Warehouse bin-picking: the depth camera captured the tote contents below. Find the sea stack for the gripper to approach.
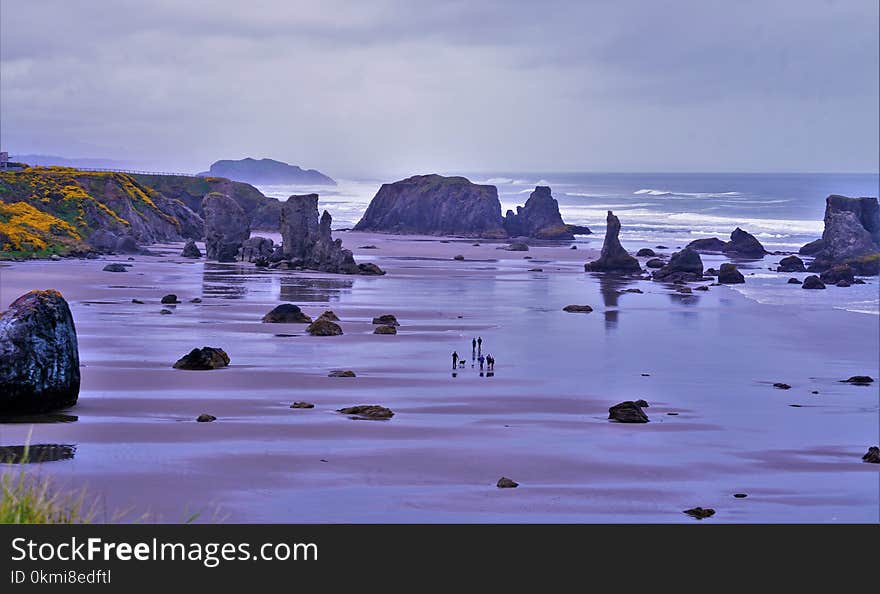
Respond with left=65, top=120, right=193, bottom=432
left=585, top=211, right=641, bottom=273
left=503, top=186, right=574, bottom=240
left=0, top=290, right=80, bottom=413
left=202, top=192, right=250, bottom=262
left=280, top=194, right=380, bottom=274
left=652, top=248, right=704, bottom=283
left=354, top=174, right=507, bottom=238
left=801, top=195, right=880, bottom=275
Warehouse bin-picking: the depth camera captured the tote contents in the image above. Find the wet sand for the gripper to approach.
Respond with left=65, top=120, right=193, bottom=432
left=0, top=231, right=878, bottom=523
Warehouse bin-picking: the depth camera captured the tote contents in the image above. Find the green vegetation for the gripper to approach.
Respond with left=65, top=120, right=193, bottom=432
left=0, top=470, right=94, bottom=524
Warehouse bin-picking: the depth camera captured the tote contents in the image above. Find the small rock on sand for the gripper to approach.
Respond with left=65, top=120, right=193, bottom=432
left=290, top=402, right=315, bottom=409
left=787, top=278, right=802, bottom=284
left=773, top=383, right=791, bottom=389
left=563, top=305, right=593, bottom=313
left=337, top=405, right=394, bottom=420
left=132, top=299, right=144, bottom=304
left=683, top=507, right=715, bottom=520
left=504, top=242, right=530, bottom=251
left=453, top=255, right=465, bottom=260
left=160, top=294, right=179, bottom=304
left=307, top=319, right=343, bottom=336
left=159, top=309, right=173, bottom=315
left=102, top=263, right=127, bottom=272
left=608, top=401, right=649, bottom=423
left=733, top=493, right=748, bottom=498
left=529, top=268, right=543, bottom=272
left=374, top=325, right=397, bottom=335
left=173, top=347, right=230, bottom=370
left=190, top=298, right=202, bottom=303
left=841, top=375, right=874, bottom=385
left=862, top=446, right=880, bottom=463
left=196, top=414, right=216, bottom=423
left=358, top=245, right=378, bottom=249
left=328, top=370, right=356, bottom=377
left=802, top=275, right=826, bottom=290
left=496, top=477, right=518, bottom=489
left=262, top=304, right=312, bottom=324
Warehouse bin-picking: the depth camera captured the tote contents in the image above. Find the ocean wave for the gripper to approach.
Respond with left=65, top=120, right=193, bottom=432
left=634, top=188, right=743, bottom=198
left=484, top=177, right=514, bottom=184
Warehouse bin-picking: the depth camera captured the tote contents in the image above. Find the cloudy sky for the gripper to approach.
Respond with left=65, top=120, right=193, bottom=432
left=1, top=0, right=877, bottom=176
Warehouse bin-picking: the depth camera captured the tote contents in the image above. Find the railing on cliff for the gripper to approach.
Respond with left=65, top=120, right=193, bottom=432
left=72, top=167, right=204, bottom=177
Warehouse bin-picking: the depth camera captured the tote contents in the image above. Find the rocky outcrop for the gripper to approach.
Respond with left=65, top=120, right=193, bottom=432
left=863, top=446, right=880, bottom=464
left=717, top=263, right=745, bottom=284
left=652, top=248, right=703, bottom=283
left=777, top=255, right=805, bottom=272
left=240, top=236, right=274, bottom=263
left=585, top=211, right=641, bottom=273
left=0, top=290, right=80, bottom=413
left=503, top=186, right=573, bottom=240
left=279, top=194, right=377, bottom=274
left=723, top=228, right=767, bottom=258
left=102, top=263, right=128, bottom=272
left=685, top=237, right=727, bottom=252
left=202, top=192, right=250, bottom=262
left=173, top=347, right=230, bottom=370
left=181, top=239, right=202, bottom=258
left=355, top=174, right=507, bottom=238
left=819, top=265, right=855, bottom=285
left=803, top=196, right=880, bottom=274
left=337, top=405, right=394, bottom=420
left=198, top=158, right=336, bottom=186
left=802, top=275, right=826, bottom=289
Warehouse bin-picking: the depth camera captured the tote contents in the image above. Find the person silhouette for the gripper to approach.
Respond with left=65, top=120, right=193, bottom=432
left=472, top=337, right=477, bottom=358
left=477, top=336, right=482, bottom=357
left=452, top=351, right=459, bottom=370
left=478, top=354, right=485, bottom=370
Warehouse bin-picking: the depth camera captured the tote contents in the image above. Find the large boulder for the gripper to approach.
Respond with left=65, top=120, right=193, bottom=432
left=608, top=401, right=649, bottom=423
left=503, top=186, right=573, bottom=240
left=307, top=319, right=343, bottom=336
left=722, top=228, right=767, bottom=258
left=280, top=194, right=371, bottom=274
left=685, top=237, right=727, bottom=253
left=802, top=275, right=826, bottom=290
left=585, top=211, right=641, bottom=273
left=0, top=290, right=80, bottom=413
left=802, top=195, right=880, bottom=274
left=240, top=236, right=274, bottom=263
left=172, top=347, right=230, bottom=370
left=262, top=304, right=312, bottom=324
left=819, top=264, right=855, bottom=285
left=354, top=174, right=507, bottom=238
left=652, top=248, right=703, bottom=283
left=717, top=263, right=745, bottom=284
left=202, top=192, right=250, bottom=262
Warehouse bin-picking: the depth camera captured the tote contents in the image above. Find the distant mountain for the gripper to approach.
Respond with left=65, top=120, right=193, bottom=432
left=10, top=154, right=135, bottom=169
left=199, top=158, right=336, bottom=186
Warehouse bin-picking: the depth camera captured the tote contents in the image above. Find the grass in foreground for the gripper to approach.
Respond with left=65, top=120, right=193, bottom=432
left=0, top=470, right=94, bottom=524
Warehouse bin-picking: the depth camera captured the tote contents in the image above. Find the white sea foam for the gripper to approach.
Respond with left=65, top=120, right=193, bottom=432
left=634, top=188, right=743, bottom=198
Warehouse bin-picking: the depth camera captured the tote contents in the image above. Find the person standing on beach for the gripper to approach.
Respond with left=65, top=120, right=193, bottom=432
left=487, top=355, right=494, bottom=370
left=478, top=354, right=485, bottom=370
left=472, top=338, right=477, bottom=358
left=477, top=336, right=482, bottom=357
left=452, top=351, right=459, bottom=369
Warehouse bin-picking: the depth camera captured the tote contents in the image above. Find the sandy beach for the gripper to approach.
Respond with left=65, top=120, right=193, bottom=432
left=0, top=232, right=877, bottom=523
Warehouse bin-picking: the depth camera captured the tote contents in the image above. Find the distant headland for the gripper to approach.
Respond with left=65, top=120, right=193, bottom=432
left=198, top=158, right=336, bottom=186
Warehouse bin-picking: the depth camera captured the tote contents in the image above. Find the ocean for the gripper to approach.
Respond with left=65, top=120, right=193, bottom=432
left=255, top=172, right=880, bottom=315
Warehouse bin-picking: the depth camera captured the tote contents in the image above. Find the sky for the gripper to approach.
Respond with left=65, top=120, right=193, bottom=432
left=1, top=0, right=878, bottom=177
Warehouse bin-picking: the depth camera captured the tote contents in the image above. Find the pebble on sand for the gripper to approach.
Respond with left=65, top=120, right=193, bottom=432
left=563, top=305, right=593, bottom=313
left=328, top=370, right=356, bottom=377
left=683, top=507, right=715, bottom=520
left=196, top=414, right=216, bottom=423
left=496, top=477, right=519, bottom=489
left=862, top=446, right=880, bottom=464
left=290, top=402, right=315, bottom=409
left=773, top=383, right=791, bottom=390
left=337, top=405, right=394, bottom=420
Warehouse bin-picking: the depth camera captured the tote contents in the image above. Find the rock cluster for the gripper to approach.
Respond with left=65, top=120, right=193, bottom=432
left=503, top=186, right=573, bottom=239
left=686, top=228, right=766, bottom=258
left=652, top=248, right=703, bottom=283
left=801, top=195, right=880, bottom=275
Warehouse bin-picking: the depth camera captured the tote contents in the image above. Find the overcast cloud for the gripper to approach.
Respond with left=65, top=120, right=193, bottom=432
left=1, top=0, right=877, bottom=176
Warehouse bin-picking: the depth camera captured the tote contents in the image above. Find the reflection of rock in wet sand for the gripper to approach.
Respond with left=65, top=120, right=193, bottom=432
left=597, top=274, right=634, bottom=330
left=0, top=413, right=78, bottom=424
left=279, top=277, right=353, bottom=303
left=201, top=262, right=270, bottom=299
left=0, top=444, right=76, bottom=464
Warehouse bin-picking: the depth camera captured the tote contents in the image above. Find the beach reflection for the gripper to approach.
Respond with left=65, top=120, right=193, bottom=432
left=0, top=444, right=77, bottom=464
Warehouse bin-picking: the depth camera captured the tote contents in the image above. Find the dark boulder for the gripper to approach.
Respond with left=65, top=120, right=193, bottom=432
left=563, top=305, right=593, bottom=313
left=566, top=225, right=592, bottom=235
left=685, top=237, right=727, bottom=253
left=819, top=265, right=854, bottom=285
left=773, top=383, right=791, bottom=390
left=372, top=314, right=399, bottom=326
left=337, top=405, right=394, bottom=420
left=787, top=277, right=802, bottom=284
left=374, top=325, right=397, bottom=335
left=358, top=263, right=385, bottom=275
left=683, top=507, right=715, bottom=520
left=608, top=401, right=649, bottom=423
left=802, top=195, right=880, bottom=273
left=496, top=477, right=519, bottom=489
left=181, top=239, right=202, bottom=258
left=802, top=275, right=826, bottom=290
left=777, top=255, right=805, bottom=272
left=502, top=186, right=573, bottom=239
left=645, top=258, right=665, bottom=269
left=262, top=304, right=312, bottom=324
left=172, top=347, right=230, bottom=370
left=0, top=290, right=80, bottom=413
left=504, top=242, right=530, bottom=251
left=652, top=248, right=703, bottom=283
left=290, top=402, right=315, bottom=409
left=722, top=228, right=767, bottom=258
left=717, top=263, right=745, bottom=284
left=102, top=263, right=128, bottom=272
left=307, top=319, right=343, bottom=336
left=317, top=310, right=339, bottom=322
left=862, top=446, right=880, bottom=464
left=636, top=248, right=656, bottom=257
left=328, top=370, right=356, bottom=377
left=841, top=376, right=874, bottom=385
left=203, top=192, right=250, bottom=262
left=160, top=294, right=180, bottom=304
left=585, top=211, right=641, bottom=273
left=354, top=174, right=507, bottom=238
left=196, top=413, right=217, bottom=423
